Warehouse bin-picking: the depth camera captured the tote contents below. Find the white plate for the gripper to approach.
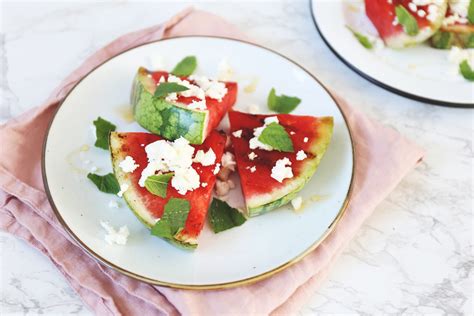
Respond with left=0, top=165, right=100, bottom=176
left=43, top=36, right=354, bottom=289
left=311, top=0, right=474, bottom=107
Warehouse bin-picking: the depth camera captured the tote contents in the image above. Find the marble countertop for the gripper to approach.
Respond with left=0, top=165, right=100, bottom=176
left=1, top=0, right=472, bottom=315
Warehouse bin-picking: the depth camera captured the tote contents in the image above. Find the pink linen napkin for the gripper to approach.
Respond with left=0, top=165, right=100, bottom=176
left=0, top=8, right=424, bottom=316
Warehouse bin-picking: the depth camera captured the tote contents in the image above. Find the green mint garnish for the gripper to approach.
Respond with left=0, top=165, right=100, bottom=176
left=151, top=198, right=190, bottom=240
left=171, top=56, right=197, bottom=77
left=208, top=199, right=246, bottom=233
left=154, top=82, right=189, bottom=98
left=267, top=88, right=301, bottom=114
left=346, top=26, right=373, bottom=49
left=468, top=0, right=474, bottom=24
left=258, top=122, right=294, bottom=152
left=459, top=60, right=474, bottom=81
left=431, top=31, right=453, bottom=49
left=93, top=117, right=116, bottom=150
left=87, top=173, right=120, bottom=194
left=395, top=5, right=419, bottom=36
left=144, top=173, right=174, bottom=198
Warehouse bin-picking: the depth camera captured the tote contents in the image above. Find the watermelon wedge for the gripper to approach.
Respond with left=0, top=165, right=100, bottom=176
left=132, top=67, right=237, bottom=145
left=229, top=111, right=334, bottom=217
left=109, top=130, right=226, bottom=248
left=365, top=0, right=448, bottom=48
left=431, top=4, right=474, bottom=49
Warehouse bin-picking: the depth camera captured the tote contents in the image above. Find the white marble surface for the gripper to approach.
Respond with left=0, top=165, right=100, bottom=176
left=0, top=0, right=472, bottom=315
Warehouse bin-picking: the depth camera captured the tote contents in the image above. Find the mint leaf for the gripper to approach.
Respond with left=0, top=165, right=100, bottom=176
left=267, top=88, right=301, bottom=114
left=154, top=82, right=189, bottom=98
left=171, top=56, right=197, bottom=77
left=395, top=5, right=419, bottom=36
left=87, top=173, right=120, bottom=194
left=151, top=198, right=190, bottom=240
left=93, top=117, right=116, bottom=150
left=208, top=199, right=246, bottom=233
left=431, top=31, right=453, bottom=49
left=468, top=0, right=474, bottom=24
left=144, top=173, right=174, bottom=198
left=346, top=26, right=373, bottom=49
left=459, top=60, right=474, bottom=81
left=258, top=122, right=294, bottom=152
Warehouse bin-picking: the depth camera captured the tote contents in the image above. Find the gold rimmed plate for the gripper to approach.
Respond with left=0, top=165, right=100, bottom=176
left=42, top=36, right=354, bottom=289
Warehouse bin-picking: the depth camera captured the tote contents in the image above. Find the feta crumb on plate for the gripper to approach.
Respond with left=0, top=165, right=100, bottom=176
left=291, top=196, right=303, bottom=211
left=108, top=200, right=119, bottom=208
left=100, top=221, right=129, bottom=245
left=117, top=183, right=129, bottom=197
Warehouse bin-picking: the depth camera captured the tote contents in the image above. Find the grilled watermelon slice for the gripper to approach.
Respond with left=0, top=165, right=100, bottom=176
left=431, top=8, right=474, bottom=49
left=132, top=67, right=237, bottom=145
left=365, top=0, right=447, bottom=48
left=110, top=130, right=226, bottom=248
left=229, top=111, right=333, bottom=217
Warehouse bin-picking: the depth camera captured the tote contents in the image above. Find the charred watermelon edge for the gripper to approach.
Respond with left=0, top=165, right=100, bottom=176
left=131, top=67, right=208, bottom=145
left=109, top=132, right=197, bottom=250
left=246, top=117, right=334, bottom=217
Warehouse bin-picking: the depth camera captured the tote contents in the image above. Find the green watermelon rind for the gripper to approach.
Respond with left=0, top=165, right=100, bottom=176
left=385, top=2, right=448, bottom=48
left=430, top=24, right=474, bottom=49
left=131, top=67, right=209, bottom=145
left=246, top=117, right=334, bottom=217
left=109, top=132, right=197, bottom=250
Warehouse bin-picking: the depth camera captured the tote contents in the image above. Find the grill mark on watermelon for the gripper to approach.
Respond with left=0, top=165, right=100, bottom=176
left=114, top=131, right=226, bottom=238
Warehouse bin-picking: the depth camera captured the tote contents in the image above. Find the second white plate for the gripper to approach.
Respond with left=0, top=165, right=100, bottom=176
left=311, top=0, right=474, bottom=107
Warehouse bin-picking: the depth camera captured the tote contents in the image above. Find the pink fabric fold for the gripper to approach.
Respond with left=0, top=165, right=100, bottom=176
left=0, top=8, right=424, bottom=316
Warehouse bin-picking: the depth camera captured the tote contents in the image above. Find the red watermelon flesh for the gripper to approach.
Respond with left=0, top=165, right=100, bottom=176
left=365, top=0, right=447, bottom=48
left=148, top=70, right=238, bottom=139
left=229, top=111, right=334, bottom=217
left=110, top=130, right=226, bottom=248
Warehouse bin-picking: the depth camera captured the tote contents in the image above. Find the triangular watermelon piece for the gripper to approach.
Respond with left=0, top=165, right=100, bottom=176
left=132, top=68, right=238, bottom=144
left=365, top=0, right=447, bottom=48
left=109, top=130, right=226, bottom=248
left=229, top=111, right=333, bottom=217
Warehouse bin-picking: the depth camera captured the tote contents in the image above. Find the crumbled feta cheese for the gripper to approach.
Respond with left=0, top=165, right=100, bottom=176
left=193, top=148, right=216, bottom=166
left=141, top=144, right=145, bottom=147
left=100, top=221, right=129, bottom=245
left=119, top=156, right=139, bottom=173
left=408, top=2, right=418, bottom=12
left=221, top=152, right=236, bottom=171
left=271, top=158, right=293, bottom=183
left=247, top=104, right=260, bottom=114
left=303, top=137, right=309, bottom=143
left=232, top=130, right=242, bottom=138
left=217, top=59, right=234, bottom=81
left=108, top=200, right=119, bottom=208
left=189, top=75, right=228, bottom=101
left=248, top=152, right=258, bottom=160
left=215, top=179, right=231, bottom=196
left=249, top=116, right=280, bottom=151
left=117, top=183, right=129, bottom=197
left=417, top=9, right=426, bottom=17
left=426, top=4, right=439, bottom=22
left=296, top=150, right=307, bottom=161
left=392, top=17, right=399, bottom=26
left=188, top=99, right=207, bottom=111
left=158, top=76, right=166, bottom=83
left=165, top=92, right=178, bottom=102
left=290, top=131, right=296, bottom=135
left=202, top=182, right=208, bottom=188
left=250, top=166, right=256, bottom=173
left=291, top=196, right=303, bottom=211
left=139, top=137, right=201, bottom=195
left=171, top=167, right=200, bottom=195
left=448, top=46, right=474, bottom=66
left=449, top=0, right=469, bottom=18
left=213, top=163, right=221, bottom=175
